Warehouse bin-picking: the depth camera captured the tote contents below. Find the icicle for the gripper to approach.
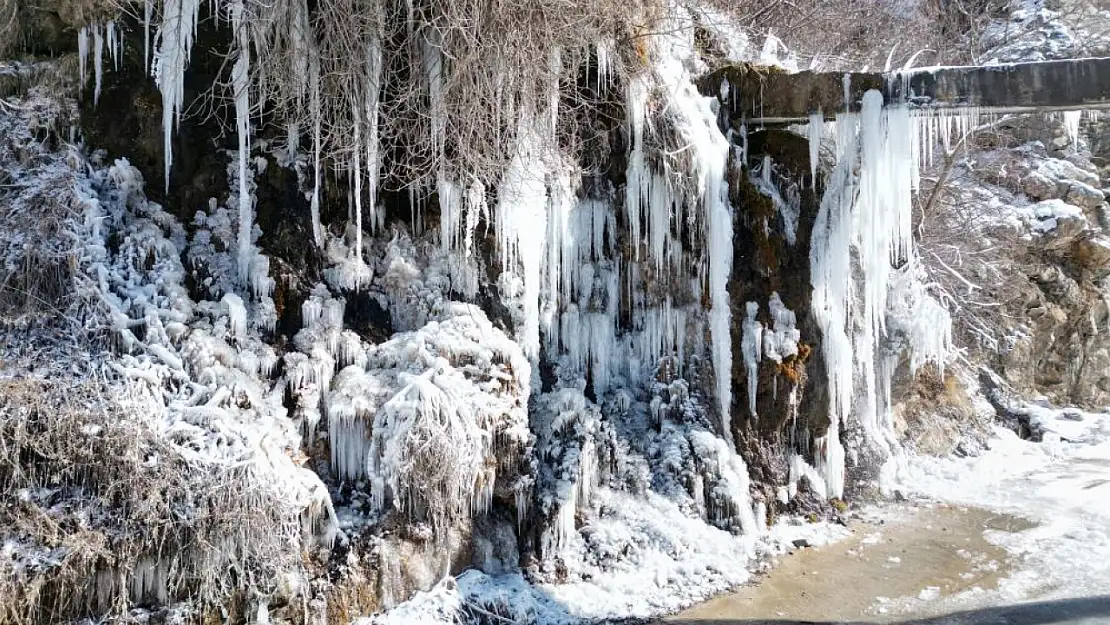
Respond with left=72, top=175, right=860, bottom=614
left=365, top=37, right=382, bottom=234
left=741, top=302, right=763, bottom=418
left=107, top=21, right=119, bottom=71
left=230, top=0, right=253, bottom=285
left=808, top=111, right=823, bottom=187
left=78, top=26, right=90, bottom=90
left=144, top=1, right=153, bottom=72
left=596, top=40, right=614, bottom=90
left=624, top=75, right=649, bottom=263
left=152, top=0, right=203, bottom=191
left=463, top=179, right=486, bottom=258
left=438, top=175, right=463, bottom=251
left=224, top=293, right=248, bottom=339
left=350, top=102, right=365, bottom=279
left=93, top=24, right=104, bottom=105
left=309, top=51, right=324, bottom=248
left=1063, top=110, right=1082, bottom=151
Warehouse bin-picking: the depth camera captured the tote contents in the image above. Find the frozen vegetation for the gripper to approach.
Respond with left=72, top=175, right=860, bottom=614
left=2, top=0, right=1110, bottom=623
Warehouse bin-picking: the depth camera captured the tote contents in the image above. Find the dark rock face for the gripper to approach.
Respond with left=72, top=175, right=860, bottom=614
left=726, top=128, right=834, bottom=515
left=70, top=16, right=230, bottom=224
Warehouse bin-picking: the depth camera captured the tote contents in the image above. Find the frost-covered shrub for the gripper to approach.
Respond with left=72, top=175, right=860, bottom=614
left=0, top=94, right=83, bottom=322
left=325, top=302, right=533, bottom=531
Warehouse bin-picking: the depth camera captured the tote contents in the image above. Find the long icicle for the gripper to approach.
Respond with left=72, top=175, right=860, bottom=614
left=230, top=0, right=253, bottom=284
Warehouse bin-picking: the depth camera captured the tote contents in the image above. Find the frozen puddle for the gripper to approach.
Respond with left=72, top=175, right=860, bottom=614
left=667, top=503, right=1033, bottom=623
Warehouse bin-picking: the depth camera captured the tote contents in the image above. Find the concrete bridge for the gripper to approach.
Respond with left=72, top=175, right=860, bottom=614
left=700, top=57, right=1110, bottom=124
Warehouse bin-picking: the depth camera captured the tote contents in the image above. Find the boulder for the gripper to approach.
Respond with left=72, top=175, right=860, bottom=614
left=1065, top=180, right=1106, bottom=212
left=1021, top=171, right=1059, bottom=200
left=1071, top=235, right=1110, bottom=279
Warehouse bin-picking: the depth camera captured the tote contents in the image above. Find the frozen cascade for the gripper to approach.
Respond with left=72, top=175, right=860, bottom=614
left=646, top=19, right=736, bottom=451
left=809, top=89, right=954, bottom=498
left=809, top=113, right=857, bottom=499
left=752, top=155, right=800, bottom=246
left=808, top=111, right=823, bottom=186
left=496, top=120, right=550, bottom=364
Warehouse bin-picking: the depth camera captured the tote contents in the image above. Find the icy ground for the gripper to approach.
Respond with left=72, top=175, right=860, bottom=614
left=885, top=402, right=1110, bottom=620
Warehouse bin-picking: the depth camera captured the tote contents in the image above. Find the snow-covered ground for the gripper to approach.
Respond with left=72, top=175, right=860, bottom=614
left=360, top=498, right=848, bottom=625
left=889, top=404, right=1110, bottom=618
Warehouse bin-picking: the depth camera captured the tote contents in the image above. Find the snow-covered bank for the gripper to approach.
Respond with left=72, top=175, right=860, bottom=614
left=889, top=403, right=1110, bottom=616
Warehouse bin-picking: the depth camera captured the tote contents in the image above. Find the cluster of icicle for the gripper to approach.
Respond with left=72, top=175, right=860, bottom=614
left=806, top=92, right=965, bottom=498
left=533, top=389, right=602, bottom=558
left=81, top=2, right=740, bottom=467
left=739, top=293, right=802, bottom=419
left=536, top=12, right=738, bottom=463
left=319, top=301, right=532, bottom=529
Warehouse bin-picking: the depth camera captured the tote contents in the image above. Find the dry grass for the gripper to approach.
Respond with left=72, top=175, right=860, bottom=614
left=0, top=373, right=315, bottom=624
left=0, top=86, right=86, bottom=326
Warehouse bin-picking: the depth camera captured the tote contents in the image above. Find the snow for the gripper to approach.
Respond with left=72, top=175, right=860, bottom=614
left=1030, top=198, right=1085, bottom=232
left=355, top=578, right=463, bottom=625
left=891, top=406, right=1110, bottom=615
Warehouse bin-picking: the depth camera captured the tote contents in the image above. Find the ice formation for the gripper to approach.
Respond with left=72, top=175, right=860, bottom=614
left=313, top=270, right=532, bottom=528
left=230, top=0, right=253, bottom=286
left=1063, top=110, right=1082, bottom=151
left=741, top=302, right=763, bottom=418
left=151, top=0, right=202, bottom=190
left=0, top=128, right=337, bottom=614
left=807, top=90, right=955, bottom=497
